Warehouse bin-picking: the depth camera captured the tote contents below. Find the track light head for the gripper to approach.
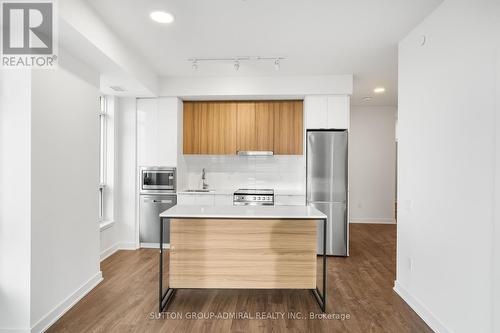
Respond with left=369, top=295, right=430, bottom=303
left=274, top=58, right=280, bottom=71
left=234, top=60, right=240, bottom=71
left=191, top=60, right=198, bottom=71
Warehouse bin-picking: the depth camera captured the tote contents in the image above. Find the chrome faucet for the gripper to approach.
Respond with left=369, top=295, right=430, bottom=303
left=201, top=168, right=209, bottom=190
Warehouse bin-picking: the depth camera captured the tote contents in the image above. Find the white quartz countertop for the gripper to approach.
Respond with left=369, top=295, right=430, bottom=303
left=177, top=189, right=233, bottom=195
left=177, top=189, right=305, bottom=196
left=160, top=205, right=326, bottom=219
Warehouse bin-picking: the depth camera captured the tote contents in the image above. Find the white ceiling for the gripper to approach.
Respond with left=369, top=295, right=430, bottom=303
left=86, top=0, right=442, bottom=106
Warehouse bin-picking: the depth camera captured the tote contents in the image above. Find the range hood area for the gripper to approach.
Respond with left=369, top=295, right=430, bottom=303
left=237, top=151, right=274, bottom=156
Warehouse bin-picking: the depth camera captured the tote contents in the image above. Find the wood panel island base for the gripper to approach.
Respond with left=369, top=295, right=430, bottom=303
left=159, top=205, right=327, bottom=313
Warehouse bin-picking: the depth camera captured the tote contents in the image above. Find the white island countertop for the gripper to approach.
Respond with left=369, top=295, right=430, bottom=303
left=160, top=205, right=326, bottom=220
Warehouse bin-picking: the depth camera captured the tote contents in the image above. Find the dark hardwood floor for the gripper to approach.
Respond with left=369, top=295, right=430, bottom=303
left=48, top=224, right=432, bottom=333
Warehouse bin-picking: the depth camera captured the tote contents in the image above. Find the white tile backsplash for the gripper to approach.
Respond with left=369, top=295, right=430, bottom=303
left=182, top=155, right=306, bottom=194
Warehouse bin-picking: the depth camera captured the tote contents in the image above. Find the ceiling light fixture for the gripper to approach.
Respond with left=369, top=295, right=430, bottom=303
left=186, top=56, right=286, bottom=71
left=274, top=58, right=280, bottom=71
left=361, top=96, right=373, bottom=102
left=150, top=11, right=174, bottom=24
left=373, top=87, right=386, bottom=94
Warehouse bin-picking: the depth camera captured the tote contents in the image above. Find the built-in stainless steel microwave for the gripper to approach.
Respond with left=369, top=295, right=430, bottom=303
left=140, top=167, right=176, bottom=194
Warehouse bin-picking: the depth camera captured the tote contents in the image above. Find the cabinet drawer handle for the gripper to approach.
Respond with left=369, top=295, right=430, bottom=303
left=152, top=200, right=172, bottom=203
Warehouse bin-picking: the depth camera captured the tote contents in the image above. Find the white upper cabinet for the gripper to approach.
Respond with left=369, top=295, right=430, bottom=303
left=157, top=98, right=179, bottom=166
left=327, top=96, right=350, bottom=129
left=305, top=95, right=350, bottom=130
left=304, top=96, right=328, bottom=129
left=137, top=97, right=180, bottom=167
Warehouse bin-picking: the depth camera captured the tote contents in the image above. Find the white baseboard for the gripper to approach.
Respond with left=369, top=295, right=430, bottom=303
left=31, top=271, right=103, bottom=333
left=140, top=242, right=170, bottom=249
left=100, top=242, right=138, bottom=262
left=118, top=242, right=137, bottom=250
left=350, top=218, right=396, bottom=224
left=393, top=281, right=450, bottom=333
left=0, top=328, right=30, bottom=333
left=100, top=243, right=119, bottom=261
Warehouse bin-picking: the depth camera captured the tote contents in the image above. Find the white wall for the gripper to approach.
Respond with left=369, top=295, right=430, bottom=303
left=30, top=65, right=102, bottom=330
left=349, top=106, right=396, bottom=223
left=103, top=97, right=116, bottom=223
left=0, top=70, right=32, bottom=332
left=99, top=96, right=118, bottom=260
left=99, top=224, right=117, bottom=261
left=115, top=98, right=138, bottom=249
left=59, top=0, right=158, bottom=95
left=396, top=1, right=499, bottom=332
left=160, top=75, right=353, bottom=98
left=494, top=48, right=500, bottom=333
left=100, top=97, right=139, bottom=256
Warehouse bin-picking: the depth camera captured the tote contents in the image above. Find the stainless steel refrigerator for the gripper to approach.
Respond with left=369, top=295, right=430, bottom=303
left=306, top=130, right=348, bottom=256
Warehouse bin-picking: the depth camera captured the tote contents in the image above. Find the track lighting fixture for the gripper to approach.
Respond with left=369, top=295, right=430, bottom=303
left=187, top=56, right=286, bottom=71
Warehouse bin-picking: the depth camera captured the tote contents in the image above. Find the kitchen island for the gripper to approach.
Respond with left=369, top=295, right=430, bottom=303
left=158, top=205, right=327, bottom=312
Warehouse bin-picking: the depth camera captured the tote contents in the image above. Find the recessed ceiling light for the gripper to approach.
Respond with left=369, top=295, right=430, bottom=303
left=373, top=87, right=386, bottom=94
left=150, top=11, right=174, bottom=24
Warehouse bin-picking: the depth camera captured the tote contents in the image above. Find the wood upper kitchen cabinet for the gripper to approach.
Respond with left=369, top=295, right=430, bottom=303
left=183, top=101, right=237, bottom=154
left=183, top=101, right=199, bottom=154
left=204, top=102, right=237, bottom=154
left=236, top=102, right=276, bottom=153
left=255, top=102, right=275, bottom=151
left=273, top=100, right=303, bottom=155
left=183, top=100, right=303, bottom=155
left=236, top=102, right=256, bottom=152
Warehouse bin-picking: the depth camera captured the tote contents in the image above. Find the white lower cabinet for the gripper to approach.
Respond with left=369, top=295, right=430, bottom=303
left=178, top=194, right=305, bottom=206
left=275, top=195, right=306, bottom=206
left=214, top=194, right=233, bottom=206
left=195, top=195, right=215, bottom=206
left=176, top=194, right=216, bottom=206
left=176, top=194, right=196, bottom=205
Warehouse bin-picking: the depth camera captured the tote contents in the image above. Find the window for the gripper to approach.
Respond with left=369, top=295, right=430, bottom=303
left=97, top=96, right=115, bottom=226
left=98, top=96, right=107, bottom=222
